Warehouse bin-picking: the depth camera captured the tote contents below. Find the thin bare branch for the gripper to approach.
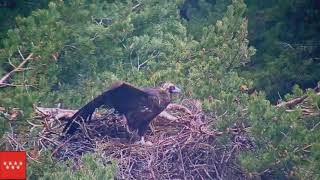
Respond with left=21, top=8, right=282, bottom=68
left=0, top=50, right=33, bottom=87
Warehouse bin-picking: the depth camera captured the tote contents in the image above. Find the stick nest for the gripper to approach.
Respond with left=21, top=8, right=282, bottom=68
left=3, top=99, right=250, bottom=180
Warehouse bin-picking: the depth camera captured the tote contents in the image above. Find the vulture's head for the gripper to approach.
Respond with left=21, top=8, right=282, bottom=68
left=162, top=82, right=181, bottom=94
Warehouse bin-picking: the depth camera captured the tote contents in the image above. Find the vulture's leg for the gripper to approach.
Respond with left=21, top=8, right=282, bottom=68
left=140, top=136, right=146, bottom=144
left=135, top=126, right=153, bottom=146
left=129, top=129, right=140, bottom=143
left=149, top=122, right=155, bottom=134
left=142, top=136, right=153, bottom=146
left=125, top=124, right=133, bottom=134
left=122, top=115, right=132, bottom=133
left=135, top=136, right=153, bottom=146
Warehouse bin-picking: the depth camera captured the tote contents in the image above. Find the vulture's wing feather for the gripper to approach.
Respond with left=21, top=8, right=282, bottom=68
left=62, top=82, right=149, bottom=135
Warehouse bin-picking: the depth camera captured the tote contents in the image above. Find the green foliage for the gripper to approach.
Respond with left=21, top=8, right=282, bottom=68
left=243, top=0, right=320, bottom=102
left=27, top=152, right=116, bottom=180
left=182, top=0, right=231, bottom=39
left=182, top=0, right=255, bottom=132
left=177, top=2, right=320, bottom=178
left=0, top=1, right=49, bottom=43
left=1, top=0, right=319, bottom=179
left=239, top=87, right=320, bottom=179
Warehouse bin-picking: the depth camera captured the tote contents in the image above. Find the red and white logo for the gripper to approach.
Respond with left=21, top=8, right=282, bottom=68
left=0, top=151, right=26, bottom=179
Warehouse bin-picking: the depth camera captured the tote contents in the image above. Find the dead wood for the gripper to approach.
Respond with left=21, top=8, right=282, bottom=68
left=276, top=95, right=308, bottom=109
left=34, top=103, right=187, bottom=122
left=276, top=85, right=320, bottom=112
left=0, top=50, right=33, bottom=88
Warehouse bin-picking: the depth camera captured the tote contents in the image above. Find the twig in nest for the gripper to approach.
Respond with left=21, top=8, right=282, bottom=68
left=167, top=103, right=193, bottom=115
left=158, top=111, right=178, bottom=121
left=50, top=136, right=73, bottom=158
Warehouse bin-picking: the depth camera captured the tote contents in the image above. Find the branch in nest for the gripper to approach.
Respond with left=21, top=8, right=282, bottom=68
left=167, top=103, right=193, bottom=115
left=35, top=107, right=76, bottom=119
left=0, top=50, right=33, bottom=88
left=158, top=111, right=178, bottom=121
left=34, top=106, right=178, bottom=121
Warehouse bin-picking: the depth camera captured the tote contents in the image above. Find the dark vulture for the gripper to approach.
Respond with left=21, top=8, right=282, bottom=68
left=62, top=81, right=181, bottom=144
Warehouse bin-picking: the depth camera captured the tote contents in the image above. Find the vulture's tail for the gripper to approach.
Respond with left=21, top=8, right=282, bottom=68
left=62, top=97, right=103, bottom=135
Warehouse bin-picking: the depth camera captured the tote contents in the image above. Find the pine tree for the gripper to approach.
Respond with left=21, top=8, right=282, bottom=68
left=1, top=0, right=319, bottom=179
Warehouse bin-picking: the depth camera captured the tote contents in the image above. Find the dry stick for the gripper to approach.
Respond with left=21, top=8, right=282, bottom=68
left=177, top=142, right=186, bottom=178
left=0, top=51, right=33, bottom=87
left=35, top=106, right=76, bottom=119
left=35, top=106, right=180, bottom=126
left=50, top=136, right=73, bottom=158
left=167, top=103, right=193, bottom=115
left=39, top=136, right=60, bottom=146
left=276, top=95, right=308, bottom=108
left=311, top=121, right=320, bottom=131
left=0, top=83, right=35, bottom=87
left=27, top=152, right=41, bottom=163
left=276, top=86, right=320, bottom=109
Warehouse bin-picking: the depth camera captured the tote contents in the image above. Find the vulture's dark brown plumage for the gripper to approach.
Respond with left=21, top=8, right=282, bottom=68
left=62, top=81, right=181, bottom=138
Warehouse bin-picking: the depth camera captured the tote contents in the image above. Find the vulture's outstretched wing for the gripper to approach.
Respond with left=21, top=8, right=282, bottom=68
left=62, top=82, right=149, bottom=135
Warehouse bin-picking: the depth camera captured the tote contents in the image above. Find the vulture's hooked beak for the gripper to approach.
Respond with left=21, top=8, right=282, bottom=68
left=172, top=86, right=181, bottom=93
